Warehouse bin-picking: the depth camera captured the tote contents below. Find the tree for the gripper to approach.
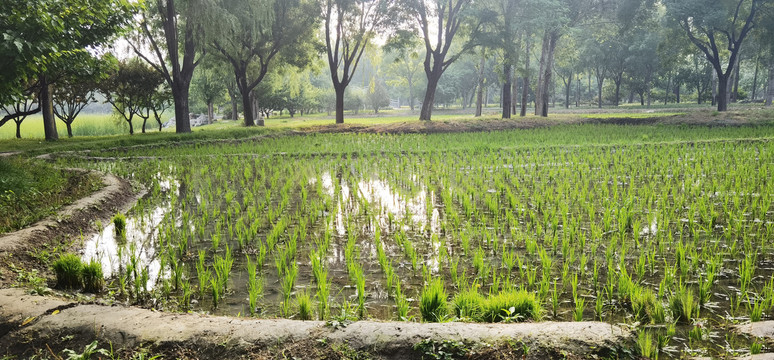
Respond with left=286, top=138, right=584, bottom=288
left=0, top=94, right=37, bottom=139
left=192, top=58, right=227, bottom=124
left=384, top=31, right=424, bottom=111
left=367, top=78, right=391, bottom=113
left=132, top=0, right=214, bottom=133
left=324, top=0, right=389, bottom=124
left=100, top=60, right=165, bottom=135
left=212, top=0, right=319, bottom=126
left=396, top=0, right=477, bottom=120
left=1, top=0, right=132, bottom=141
left=53, top=78, right=96, bottom=138
left=664, top=0, right=769, bottom=111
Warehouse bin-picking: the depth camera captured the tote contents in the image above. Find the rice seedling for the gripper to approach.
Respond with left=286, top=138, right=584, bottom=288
left=637, top=331, right=658, bottom=359
left=81, top=259, right=104, bottom=293
left=296, top=290, right=313, bottom=320
left=670, top=285, right=696, bottom=324
left=420, top=278, right=448, bottom=322
left=112, top=213, right=127, bottom=239
left=52, top=253, right=83, bottom=289
left=479, top=289, right=542, bottom=323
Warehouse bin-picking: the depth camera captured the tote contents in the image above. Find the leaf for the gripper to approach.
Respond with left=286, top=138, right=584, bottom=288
left=21, top=316, right=35, bottom=326
left=51, top=309, right=60, bottom=315
left=13, top=40, right=23, bottom=52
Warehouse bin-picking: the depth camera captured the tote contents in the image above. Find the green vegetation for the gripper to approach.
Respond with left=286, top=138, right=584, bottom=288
left=12, top=117, right=773, bottom=358
left=52, top=253, right=83, bottom=289
left=0, top=158, right=102, bottom=234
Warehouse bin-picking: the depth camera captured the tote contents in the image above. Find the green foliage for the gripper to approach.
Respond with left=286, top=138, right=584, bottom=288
left=420, top=278, right=448, bottom=322
left=81, top=259, right=104, bottom=293
left=452, top=287, right=484, bottom=320
left=479, top=290, right=542, bottom=323
left=52, top=253, right=83, bottom=289
left=413, top=339, right=469, bottom=360
left=112, top=213, right=127, bottom=238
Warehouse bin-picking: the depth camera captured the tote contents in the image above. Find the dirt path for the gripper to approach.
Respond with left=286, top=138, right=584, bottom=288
left=0, top=169, right=141, bottom=287
left=0, top=288, right=632, bottom=359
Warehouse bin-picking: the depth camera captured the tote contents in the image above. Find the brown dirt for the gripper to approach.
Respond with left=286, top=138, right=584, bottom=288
left=0, top=289, right=633, bottom=360
left=0, top=170, right=140, bottom=288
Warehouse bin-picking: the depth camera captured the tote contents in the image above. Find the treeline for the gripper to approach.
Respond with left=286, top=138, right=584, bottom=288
left=2, top=0, right=773, bottom=140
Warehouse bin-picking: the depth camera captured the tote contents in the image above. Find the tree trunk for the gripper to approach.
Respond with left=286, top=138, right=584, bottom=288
left=675, top=84, right=680, bottom=104
left=512, top=77, right=518, bottom=114
left=597, top=78, right=604, bottom=108
left=408, top=76, right=415, bottom=111
left=717, top=74, right=730, bottom=111
left=207, top=102, right=214, bottom=124
left=475, top=53, right=485, bottom=117
left=664, top=73, right=670, bottom=105
left=40, top=77, right=58, bottom=141
left=420, top=74, right=440, bottom=121
left=241, top=87, right=255, bottom=126
left=128, top=115, right=134, bottom=135
left=66, top=122, right=73, bottom=138
left=335, top=86, right=345, bottom=124
left=711, top=71, right=717, bottom=106
left=142, top=118, right=147, bottom=133
left=766, top=60, right=774, bottom=106
left=564, top=75, right=572, bottom=109
left=613, top=77, right=622, bottom=106
left=535, top=30, right=559, bottom=117
left=521, top=38, right=531, bottom=117
left=502, top=64, right=512, bottom=119
left=228, top=89, right=239, bottom=120
left=172, top=85, right=191, bottom=133
left=252, top=91, right=264, bottom=126
left=751, top=55, right=760, bottom=101
left=15, top=122, right=21, bottom=139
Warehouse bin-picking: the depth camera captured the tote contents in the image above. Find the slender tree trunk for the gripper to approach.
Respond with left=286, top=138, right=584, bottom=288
left=207, top=102, right=214, bottom=124
left=711, top=71, right=717, bottom=106
left=675, top=84, right=680, bottom=103
left=15, top=122, right=21, bottom=139
left=40, top=77, right=58, bottom=141
left=564, top=74, right=572, bottom=109
left=521, top=39, right=531, bottom=117
left=128, top=115, right=134, bottom=135
left=732, top=57, right=741, bottom=102
left=535, top=30, right=559, bottom=117
left=576, top=77, right=580, bottom=107
left=420, top=75, right=439, bottom=120
left=613, top=77, right=622, bottom=106
left=512, top=77, right=518, bottom=114
left=664, top=73, right=670, bottom=105
left=646, top=71, right=652, bottom=108
left=408, top=76, right=415, bottom=111
left=65, top=122, right=73, bottom=138
left=227, top=89, right=239, bottom=120
left=766, top=60, right=774, bottom=106
left=142, top=118, right=148, bottom=133
left=502, top=64, right=512, bottom=119
left=751, top=55, right=760, bottom=101
left=241, top=87, right=255, bottom=127
left=335, top=86, right=345, bottom=124
left=251, top=91, right=264, bottom=126
left=597, top=76, right=604, bottom=108
left=628, top=90, right=634, bottom=104
left=475, top=53, right=485, bottom=117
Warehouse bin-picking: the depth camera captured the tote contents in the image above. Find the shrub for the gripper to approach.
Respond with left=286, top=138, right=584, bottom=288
left=452, top=287, right=484, bottom=320
left=420, top=278, right=448, bottom=322
left=52, top=253, right=83, bottom=289
left=479, top=289, right=542, bottom=322
left=82, top=259, right=104, bottom=293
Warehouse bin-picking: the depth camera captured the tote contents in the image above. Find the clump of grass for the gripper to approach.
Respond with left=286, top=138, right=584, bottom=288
left=296, top=290, right=313, bottom=320
left=669, top=286, right=696, bottom=324
left=81, top=259, right=104, bottom=293
left=452, top=286, right=484, bottom=320
left=420, top=278, right=448, bottom=322
left=52, top=253, right=83, bottom=289
left=480, top=289, right=542, bottom=322
left=112, top=213, right=127, bottom=239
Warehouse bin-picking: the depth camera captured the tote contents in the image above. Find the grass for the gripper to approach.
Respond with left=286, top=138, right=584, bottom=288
left=420, top=278, right=448, bottom=322
left=52, top=253, right=83, bottom=289
left=81, top=259, right=104, bottom=293
left=0, top=158, right=102, bottom=234
left=479, top=290, right=542, bottom=323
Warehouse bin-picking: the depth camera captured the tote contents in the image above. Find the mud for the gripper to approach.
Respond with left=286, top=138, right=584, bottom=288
left=0, top=289, right=632, bottom=359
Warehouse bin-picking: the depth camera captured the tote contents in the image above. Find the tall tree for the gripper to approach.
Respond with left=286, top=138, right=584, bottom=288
left=324, top=0, right=389, bottom=124
left=664, top=0, right=769, bottom=111
left=132, top=0, right=212, bottom=133
left=212, top=0, right=318, bottom=126
left=100, top=59, right=165, bottom=135
left=384, top=31, right=424, bottom=111
left=1, top=0, right=132, bottom=141
left=396, top=0, right=477, bottom=120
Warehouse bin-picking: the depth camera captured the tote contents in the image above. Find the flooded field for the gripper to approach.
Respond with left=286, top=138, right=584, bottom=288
left=63, top=125, right=774, bottom=358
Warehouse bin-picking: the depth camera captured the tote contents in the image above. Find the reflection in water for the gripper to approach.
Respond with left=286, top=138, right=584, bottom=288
left=81, top=206, right=168, bottom=289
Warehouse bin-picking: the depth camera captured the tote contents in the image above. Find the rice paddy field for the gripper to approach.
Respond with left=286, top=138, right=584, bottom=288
left=53, top=122, right=774, bottom=358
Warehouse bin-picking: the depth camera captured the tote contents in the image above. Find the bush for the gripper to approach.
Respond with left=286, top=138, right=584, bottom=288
left=453, top=287, right=484, bottom=319
left=82, top=259, right=104, bottom=293
left=479, top=289, right=542, bottom=322
left=420, top=278, right=448, bottom=322
left=52, top=253, right=83, bottom=289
